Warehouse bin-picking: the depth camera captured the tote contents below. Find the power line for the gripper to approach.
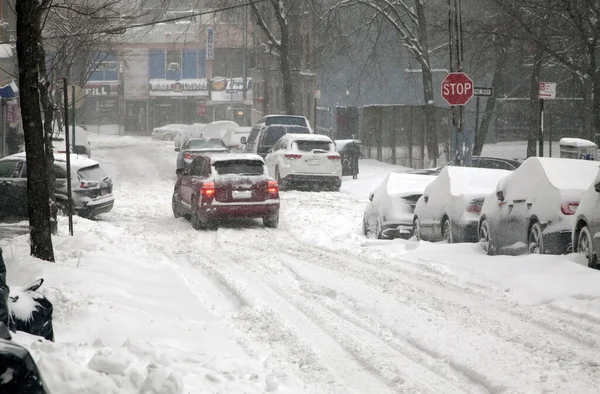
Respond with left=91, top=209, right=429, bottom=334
left=1, top=0, right=263, bottom=44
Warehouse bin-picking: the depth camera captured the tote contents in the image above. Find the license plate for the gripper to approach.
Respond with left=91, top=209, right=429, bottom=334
left=307, top=159, right=320, bottom=166
left=101, top=188, right=108, bottom=196
left=232, top=190, right=252, bottom=199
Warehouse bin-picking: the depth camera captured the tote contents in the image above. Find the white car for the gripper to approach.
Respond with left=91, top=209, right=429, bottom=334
left=152, top=124, right=190, bottom=141
left=174, top=125, right=197, bottom=150
left=185, top=121, right=240, bottom=146
left=478, top=157, right=599, bottom=256
left=264, top=133, right=342, bottom=191
left=573, top=166, right=600, bottom=268
left=413, top=167, right=511, bottom=243
left=222, top=127, right=251, bottom=151
left=363, top=173, right=436, bottom=239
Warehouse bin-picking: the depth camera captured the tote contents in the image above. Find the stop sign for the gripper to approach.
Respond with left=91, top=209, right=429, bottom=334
left=441, top=72, right=474, bottom=106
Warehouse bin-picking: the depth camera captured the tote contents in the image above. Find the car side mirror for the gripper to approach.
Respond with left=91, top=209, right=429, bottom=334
left=595, top=182, right=600, bottom=193
left=496, top=190, right=505, bottom=201
left=368, top=193, right=374, bottom=202
left=240, top=136, right=247, bottom=144
left=174, top=147, right=180, bottom=152
left=423, top=195, right=429, bottom=203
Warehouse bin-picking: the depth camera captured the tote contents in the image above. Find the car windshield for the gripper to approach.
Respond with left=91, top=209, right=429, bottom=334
left=78, top=165, right=108, bottom=181
left=264, top=116, right=306, bottom=127
left=187, top=139, right=226, bottom=150
left=213, top=160, right=264, bottom=175
left=294, top=140, right=333, bottom=152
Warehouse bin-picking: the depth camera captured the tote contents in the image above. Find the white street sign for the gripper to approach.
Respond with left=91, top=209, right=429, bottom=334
left=539, top=82, right=557, bottom=100
left=314, top=89, right=321, bottom=100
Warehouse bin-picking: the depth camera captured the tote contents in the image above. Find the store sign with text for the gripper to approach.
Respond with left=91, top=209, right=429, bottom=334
left=149, top=79, right=209, bottom=97
left=84, top=83, right=120, bottom=96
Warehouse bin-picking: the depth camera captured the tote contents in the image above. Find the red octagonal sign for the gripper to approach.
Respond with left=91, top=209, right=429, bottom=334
left=441, top=72, right=474, bottom=106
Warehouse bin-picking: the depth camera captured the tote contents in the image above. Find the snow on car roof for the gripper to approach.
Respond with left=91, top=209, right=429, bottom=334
left=54, top=153, right=101, bottom=169
left=444, top=166, right=511, bottom=196
left=286, top=133, right=332, bottom=142
left=387, top=173, right=436, bottom=196
left=559, top=138, right=598, bottom=148
left=206, top=153, right=265, bottom=163
left=533, top=157, right=600, bottom=190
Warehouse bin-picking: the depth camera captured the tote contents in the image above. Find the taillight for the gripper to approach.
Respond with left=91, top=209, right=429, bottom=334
left=560, top=201, right=579, bottom=215
left=327, top=155, right=340, bottom=161
left=79, top=181, right=98, bottom=189
left=201, top=182, right=215, bottom=197
left=284, top=154, right=302, bottom=160
left=267, top=180, right=279, bottom=198
left=466, top=199, right=483, bottom=214
left=184, top=153, right=192, bottom=160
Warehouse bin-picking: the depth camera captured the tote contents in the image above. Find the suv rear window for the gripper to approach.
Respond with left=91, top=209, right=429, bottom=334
left=78, top=165, right=108, bottom=181
left=187, top=139, right=226, bottom=150
left=213, top=160, right=264, bottom=176
left=294, top=140, right=333, bottom=152
left=265, top=116, right=306, bottom=127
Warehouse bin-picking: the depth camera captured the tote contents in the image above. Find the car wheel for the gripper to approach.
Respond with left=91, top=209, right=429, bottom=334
left=263, top=213, right=279, bottom=228
left=275, top=167, right=287, bottom=191
left=375, top=217, right=387, bottom=240
left=190, top=198, right=203, bottom=230
left=577, top=225, right=597, bottom=268
left=362, top=216, right=369, bottom=236
left=528, top=221, right=544, bottom=254
left=442, top=218, right=453, bottom=243
left=172, top=193, right=182, bottom=218
left=413, top=218, right=421, bottom=241
left=163, top=134, right=174, bottom=141
left=479, top=219, right=494, bottom=255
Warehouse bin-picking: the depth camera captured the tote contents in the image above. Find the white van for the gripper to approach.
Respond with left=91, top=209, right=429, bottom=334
left=222, top=127, right=251, bottom=151
left=54, top=125, right=92, bottom=157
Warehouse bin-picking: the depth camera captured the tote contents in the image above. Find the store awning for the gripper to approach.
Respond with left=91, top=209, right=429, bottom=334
left=0, top=81, right=18, bottom=99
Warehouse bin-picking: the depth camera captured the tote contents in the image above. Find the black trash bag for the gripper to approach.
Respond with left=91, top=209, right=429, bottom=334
left=0, top=330, right=51, bottom=394
left=0, top=247, right=15, bottom=332
left=9, top=279, right=55, bottom=342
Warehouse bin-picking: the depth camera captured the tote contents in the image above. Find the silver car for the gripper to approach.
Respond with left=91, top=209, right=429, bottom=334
left=175, top=138, right=229, bottom=170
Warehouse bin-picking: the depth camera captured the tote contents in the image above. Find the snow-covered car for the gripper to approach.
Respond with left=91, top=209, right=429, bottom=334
left=573, top=167, right=600, bottom=268
left=184, top=121, right=239, bottom=147
left=0, top=153, right=114, bottom=219
left=413, top=167, right=511, bottom=243
left=151, top=124, right=190, bottom=141
left=19, top=138, right=73, bottom=155
left=172, top=153, right=280, bottom=229
left=175, top=138, right=229, bottom=170
left=256, top=114, right=313, bottom=133
left=53, top=125, right=91, bottom=157
left=264, top=133, right=342, bottom=191
left=479, top=157, right=599, bottom=256
left=410, top=156, right=522, bottom=175
left=174, top=125, right=196, bottom=150
left=222, top=126, right=251, bottom=151
left=363, top=173, right=436, bottom=239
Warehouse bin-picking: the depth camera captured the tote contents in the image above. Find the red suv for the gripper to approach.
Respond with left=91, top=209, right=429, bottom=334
left=172, top=153, right=280, bottom=229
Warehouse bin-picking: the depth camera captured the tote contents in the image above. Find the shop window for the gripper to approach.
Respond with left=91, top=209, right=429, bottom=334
left=166, top=49, right=182, bottom=80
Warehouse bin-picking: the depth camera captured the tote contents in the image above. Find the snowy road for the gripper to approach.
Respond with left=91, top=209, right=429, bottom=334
left=6, top=135, right=600, bottom=393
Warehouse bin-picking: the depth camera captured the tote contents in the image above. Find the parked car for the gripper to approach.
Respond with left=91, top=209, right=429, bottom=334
left=0, top=153, right=114, bottom=219
left=222, top=126, right=251, bottom=151
left=185, top=121, right=239, bottom=146
left=244, top=124, right=311, bottom=158
left=19, top=137, right=73, bottom=155
left=257, top=114, right=313, bottom=132
left=478, top=157, right=599, bottom=256
left=152, top=124, right=190, bottom=141
left=408, top=156, right=522, bottom=175
left=363, top=173, right=436, bottom=239
left=175, top=138, right=229, bottom=170
left=573, top=167, right=600, bottom=268
left=172, top=153, right=280, bottom=229
left=264, top=133, right=342, bottom=191
left=413, top=167, right=511, bottom=243
left=53, top=125, right=92, bottom=157
left=174, top=125, right=197, bottom=150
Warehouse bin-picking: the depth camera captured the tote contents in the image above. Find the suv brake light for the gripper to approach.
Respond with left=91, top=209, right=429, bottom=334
left=466, top=199, right=483, bottom=214
left=79, top=180, right=98, bottom=189
left=560, top=201, right=579, bottom=215
left=184, top=153, right=192, bottom=160
left=201, top=182, right=215, bottom=197
left=284, top=154, right=302, bottom=160
left=327, top=155, right=340, bottom=161
left=267, top=180, right=279, bottom=199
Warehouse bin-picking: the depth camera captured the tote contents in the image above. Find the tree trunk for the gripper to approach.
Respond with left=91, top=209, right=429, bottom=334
left=16, top=0, right=55, bottom=262
left=527, top=48, right=543, bottom=158
left=279, top=22, right=295, bottom=115
left=415, top=0, right=438, bottom=166
left=473, top=41, right=510, bottom=156
left=590, top=45, right=600, bottom=143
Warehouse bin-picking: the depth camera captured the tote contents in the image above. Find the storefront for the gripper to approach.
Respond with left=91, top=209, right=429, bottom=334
left=208, top=77, right=252, bottom=126
left=148, top=79, right=209, bottom=128
left=82, top=82, right=122, bottom=135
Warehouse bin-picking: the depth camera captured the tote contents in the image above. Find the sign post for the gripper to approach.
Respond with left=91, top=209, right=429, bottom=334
left=441, top=72, right=474, bottom=166
left=538, top=82, right=557, bottom=157
left=473, top=87, right=493, bottom=144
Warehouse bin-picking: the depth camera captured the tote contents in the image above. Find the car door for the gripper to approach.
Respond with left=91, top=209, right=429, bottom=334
left=245, top=126, right=261, bottom=153
left=265, top=138, right=281, bottom=176
left=416, top=184, right=436, bottom=240
left=0, top=159, right=27, bottom=217
left=497, top=173, right=529, bottom=251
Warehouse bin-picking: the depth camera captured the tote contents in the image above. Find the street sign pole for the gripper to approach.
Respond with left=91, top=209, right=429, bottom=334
left=63, top=77, right=74, bottom=236
left=538, top=82, right=557, bottom=157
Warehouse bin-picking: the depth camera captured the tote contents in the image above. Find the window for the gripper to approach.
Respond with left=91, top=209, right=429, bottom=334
left=78, top=165, right=109, bottom=181
left=166, top=49, right=182, bottom=70
left=294, top=140, right=333, bottom=152
left=189, top=158, right=206, bottom=177
left=264, top=116, right=307, bottom=127
left=247, top=127, right=261, bottom=144
left=213, top=160, right=264, bottom=175
left=0, top=160, right=21, bottom=178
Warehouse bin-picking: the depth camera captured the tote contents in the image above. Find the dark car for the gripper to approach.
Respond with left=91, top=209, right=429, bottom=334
left=244, top=124, right=311, bottom=158
left=407, top=156, right=522, bottom=175
left=175, top=137, right=229, bottom=170
left=0, top=153, right=114, bottom=220
left=172, top=153, right=280, bottom=229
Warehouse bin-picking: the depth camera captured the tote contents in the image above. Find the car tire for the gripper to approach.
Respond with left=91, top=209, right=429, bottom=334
left=172, top=193, right=182, bottom=218
left=163, top=134, right=174, bottom=141
left=362, top=216, right=369, bottom=236
left=190, top=198, right=203, bottom=230
left=528, top=221, right=544, bottom=254
left=442, top=218, right=453, bottom=243
left=577, top=225, right=597, bottom=268
left=275, top=167, right=287, bottom=191
left=413, top=217, right=421, bottom=241
left=375, top=217, right=387, bottom=240
left=263, top=213, right=279, bottom=228
left=479, top=219, right=494, bottom=255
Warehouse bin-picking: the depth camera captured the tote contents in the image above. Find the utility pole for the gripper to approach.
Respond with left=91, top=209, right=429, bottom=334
left=448, top=0, right=465, bottom=165
left=63, top=77, right=74, bottom=236
left=242, top=0, right=248, bottom=125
